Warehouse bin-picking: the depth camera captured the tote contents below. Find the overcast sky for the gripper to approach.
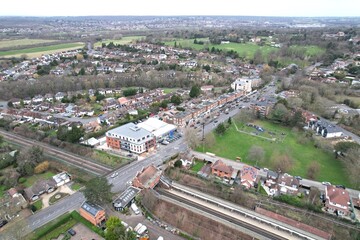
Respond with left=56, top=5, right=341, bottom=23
left=1, top=0, right=359, bottom=17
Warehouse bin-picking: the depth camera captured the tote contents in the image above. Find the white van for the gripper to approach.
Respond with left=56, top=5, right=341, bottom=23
left=131, top=203, right=140, bottom=215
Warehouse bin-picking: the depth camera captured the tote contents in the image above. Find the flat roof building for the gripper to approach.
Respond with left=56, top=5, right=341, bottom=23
left=137, top=117, right=177, bottom=141
left=113, top=186, right=141, bottom=211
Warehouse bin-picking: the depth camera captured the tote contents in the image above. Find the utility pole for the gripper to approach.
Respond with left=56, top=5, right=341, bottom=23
left=202, top=122, right=205, bottom=152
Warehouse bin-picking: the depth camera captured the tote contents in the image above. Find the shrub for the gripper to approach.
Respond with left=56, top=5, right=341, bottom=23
left=34, top=161, right=50, bottom=174
left=18, top=177, right=27, bottom=184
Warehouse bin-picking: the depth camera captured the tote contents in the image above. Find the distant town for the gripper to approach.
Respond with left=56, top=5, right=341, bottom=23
left=0, top=15, right=360, bottom=240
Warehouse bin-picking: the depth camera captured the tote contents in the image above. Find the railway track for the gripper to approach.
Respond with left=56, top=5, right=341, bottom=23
left=0, top=129, right=112, bottom=176
left=157, top=188, right=288, bottom=240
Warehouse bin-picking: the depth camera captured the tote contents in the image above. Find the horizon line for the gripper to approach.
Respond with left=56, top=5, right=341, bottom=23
left=1, top=15, right=360, bottom=18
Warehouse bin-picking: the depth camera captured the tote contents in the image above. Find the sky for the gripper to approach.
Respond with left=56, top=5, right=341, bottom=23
left=1, top=0, right=359, bottom=17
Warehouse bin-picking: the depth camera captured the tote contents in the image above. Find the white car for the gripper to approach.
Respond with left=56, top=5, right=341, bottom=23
left=110, top=172, right=119, bottom=178
left=322, top=181, right=331, bottom=186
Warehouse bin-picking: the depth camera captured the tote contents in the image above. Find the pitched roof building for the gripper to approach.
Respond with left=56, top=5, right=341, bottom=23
left=132, top=165, right=162, bottom=189
left=240, top=165, right=258, bottom=189
left=79, top=202, right=106, bottom=226
left=325, top=185, right=351, bottom=216
left=211, top=160, right=234, bottom=179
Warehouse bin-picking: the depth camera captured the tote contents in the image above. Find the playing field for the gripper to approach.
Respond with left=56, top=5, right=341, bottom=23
left=0, top=42, right=85, bottom=58
left=164, top=38, right=276, bottom=59
left=0, top=38, right=57, bottom=49
left=197, top=120, right=350, bottom=186
left=94, top=36, right=145, bottom=47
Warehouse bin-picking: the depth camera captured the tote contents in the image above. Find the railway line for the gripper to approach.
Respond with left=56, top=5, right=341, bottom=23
left=157, top=188, right=288, bottom=240
left=0, top=129, right=112, bottom=176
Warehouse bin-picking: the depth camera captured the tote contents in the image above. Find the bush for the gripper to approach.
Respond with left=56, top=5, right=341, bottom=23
left=18, top=177, right=27, bottom=184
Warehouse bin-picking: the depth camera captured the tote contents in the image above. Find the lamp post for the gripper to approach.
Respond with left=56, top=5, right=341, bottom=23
left=202, top=122, right=205, bottom=152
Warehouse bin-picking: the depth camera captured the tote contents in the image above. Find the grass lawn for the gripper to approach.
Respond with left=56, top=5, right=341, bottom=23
left=92, top=150, right=129, bottom=167
left=190, top=160, right=206, bottom=172
left=335, top=95, right=360, bottom=107
left=162, top=88, right=179, bottom=94
left=197, top=120, right=351, bottom=187
left=70, top=182, right=83, bottom=191
left=288, top=45, right=325, bottom=57
left=49, top=192, right=70, bottom=205
left=31, top=213, right=75, bottom=240
left=164, top=38, right=277, bottom=59
left=0, top=185, right=6, bottom=198
left=0, top=39, right=57, bottom=49
left=94, top=36, right=145, bottom=47
left=23, top=171, right=56, bottom=188
left=0, top=42, right=85, bottom=58
left=32, top=200, right=43, bottom=212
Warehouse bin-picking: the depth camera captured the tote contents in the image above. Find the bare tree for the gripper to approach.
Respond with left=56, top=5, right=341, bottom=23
left=247, top=145, right=265, bottom=166
left=204, top=133, right=216, bottom=148
left=184, top=127, right=200, bottom=149
left=273, top=154, right=293, bottom=173
left=235, top=109, right=254, bottom=124
left=307, top=162, right=320, bottom=180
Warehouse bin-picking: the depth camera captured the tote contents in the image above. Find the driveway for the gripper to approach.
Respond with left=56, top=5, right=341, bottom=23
left=70, top=223, right=104, bottom=240
left=42, top=185, right=75, bottom=208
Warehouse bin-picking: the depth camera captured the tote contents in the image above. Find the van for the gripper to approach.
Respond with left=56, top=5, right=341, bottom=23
left=131, top=203, right=140, bottom=215
left=157, top=237, right=164, bottom=240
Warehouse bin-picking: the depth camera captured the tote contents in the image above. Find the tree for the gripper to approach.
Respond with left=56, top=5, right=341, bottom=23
left=307, top=162, right=320, bottom=180
left=184, top=127, right=200, bottom=149
left=204, top=133, right=216, bottom=148
left=189, top=85, right=201, bottom=98
left=78, top=67, right=86, bottom=75
left=57, top=126, right=84, bottom=143
left=83, top=177, right=113, bottom=205
left=159, top=100, right=169, bottom=109
left=174, top=160, right=182, bottom=168
left=34, top=161, right=50, bottom=174
left=123, top=88, right=137, bottom=97
left=271, top=103, right=290, bottom=124
left=289, top=110, right=304, bottom=127
left=247, top=145, right=265, bottom=166
left=272, top=154, right=293, bottom=173
left=227, top=117, right=232, bottom=125
left=235, top=109, right=254, bottom=123
left=105, top=216, right=136, bottom=240
left=215, top=123, right=226, bottom=135
left=170, top=94, right=182, bottom=105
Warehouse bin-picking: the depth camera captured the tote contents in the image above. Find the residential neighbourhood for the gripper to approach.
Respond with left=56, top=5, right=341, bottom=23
left=0, top=13, right=360, bottom=240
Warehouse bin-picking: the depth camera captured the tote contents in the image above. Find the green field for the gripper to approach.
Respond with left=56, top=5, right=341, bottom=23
left=162, top=88, right=179, bottom=94
left=0, top=42, right=85, bottom=58
left=0, top=39, right=57, bottom=49
left=288, top=45, right=326, bottom=57
left=164, top=38, right=276, bottom=59
left=94, top=36, right=145, bottom=47
left=197, top=120, right=350, bottom=186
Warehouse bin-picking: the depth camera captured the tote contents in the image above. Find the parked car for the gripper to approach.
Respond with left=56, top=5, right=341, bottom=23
left=0, top=219, right=8, bottom=228
left=336, top=185, right=346, bottom=189
left=68, top=229, right=76, bottom=236
left=295, top=176, right=302, bottom=180
left=322, top=181, right=331, bottom=186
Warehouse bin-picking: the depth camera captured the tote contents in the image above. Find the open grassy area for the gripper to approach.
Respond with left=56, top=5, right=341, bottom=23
left=162, top=88, right=179, bottom=94
left=335, top=95, right=360, bottom=107
left=23, top=171, right=56, bottom=188
left=94, top=35, right=145, bottom=47
left=164, top=38, right=276, bottom=59
left=0, top=39, right=57, bottom=49
left=190, top=160, right=206, bottom=172
left=288, top=45, right=325, bottom=57
left=92, top=150, right=129, bottom=167
left=70, top=182, right=83, bottom=191
left=0, top=42, right=85, bottom=58
left=197, top=120, right=350, bottom=186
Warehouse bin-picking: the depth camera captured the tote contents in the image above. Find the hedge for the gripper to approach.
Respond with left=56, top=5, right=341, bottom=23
left=70, top=211, right=105, bottom=237
left=33, top=213, right=72, bottom=239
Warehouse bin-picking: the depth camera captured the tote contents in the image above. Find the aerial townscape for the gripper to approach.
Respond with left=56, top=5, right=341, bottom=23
left=1, top=1, right=360, bottom=240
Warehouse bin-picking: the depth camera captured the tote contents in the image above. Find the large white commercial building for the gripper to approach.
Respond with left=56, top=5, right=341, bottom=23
left=137, top=117, right=177, bottom=141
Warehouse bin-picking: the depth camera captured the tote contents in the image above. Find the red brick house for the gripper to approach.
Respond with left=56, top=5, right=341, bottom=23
left=240, top=165, right=258, bottom=189
left=79, top=202, right=106, bottom=226
left=132, top=165, right=162, bottom=189
left=324, top=185, right=351, bottom=216
left=211, top=160, right=233, bottom=179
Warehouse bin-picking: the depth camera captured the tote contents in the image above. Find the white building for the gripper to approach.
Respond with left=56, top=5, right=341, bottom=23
left=137, top=117, right=177, bottom=141
left=231, top=78, right=252, bottom=93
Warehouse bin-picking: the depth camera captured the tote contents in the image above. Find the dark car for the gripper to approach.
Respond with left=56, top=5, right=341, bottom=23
left=68, top=228, right=76, bottom=236
left=0, top=219, right=8, bottom=228
left=336, top=185, right=346, bottom=189
left=295, top=176, right=302, bottom=180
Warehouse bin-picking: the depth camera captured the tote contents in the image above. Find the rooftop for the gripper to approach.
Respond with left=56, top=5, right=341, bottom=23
left=81, top=201, right=104, bottom=217
left=107, top=122, right=152, bottom=140
left=113, top=186, right=141, bottom=208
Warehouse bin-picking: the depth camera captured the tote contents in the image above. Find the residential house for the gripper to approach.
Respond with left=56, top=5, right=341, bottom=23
left=201, top=85, right=214, bottom=92
left=308, top=119, right=343, bottom=138
left=264, top=170, right=279, bottom=196
left=240, top=165, right=258, bottom=189
left=44, top=93, right=54, bottom=102
left=132, top=165, right=162, bottom=189
left=55, top=92, right=66, bottom=101
left=32, top=95, right=44, bottom=103
left=79, top=201, right=106, bottom=226
left=231, top=78, right=252, bottom=93
left=24, top=179, right=57, bottom=201
left=173, top=111, right=192, bottom=127
left=277, top=173, right=299, bottom=195
left=211, top=160, right=234, bottom=179
left=324, top=185, right=351, bottom=216
left=52, top=172, right=71, bottom=187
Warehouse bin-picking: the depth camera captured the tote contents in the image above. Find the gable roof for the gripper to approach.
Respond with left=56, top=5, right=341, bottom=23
left=134, top=165, right=162, bottom=189
left=81, top=201, right=104, bottom=217
left=326, top=185, right=350, bottom=207
left=241, top=165, right=258, bottom=182
left=211, top=160, right=234, bottom=174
